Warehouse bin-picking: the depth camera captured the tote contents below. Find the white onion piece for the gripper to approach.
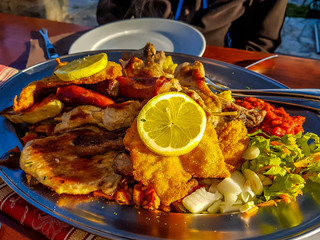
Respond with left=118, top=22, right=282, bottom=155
left=217, top=170, right=245, bottom=196
left=243, top=145, right=260, bottom=160
left=243, top=169, right=263, bottom=195
left=182, top=187, right=218, bottom=213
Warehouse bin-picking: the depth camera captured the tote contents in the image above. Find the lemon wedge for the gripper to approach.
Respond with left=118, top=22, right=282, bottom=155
left=137, top=92, right=207, bottom=156
left=54, top=53, right=108, bottom=81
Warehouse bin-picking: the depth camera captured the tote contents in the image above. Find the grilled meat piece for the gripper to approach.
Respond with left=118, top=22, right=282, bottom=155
left=85, top=79, right=120, bottom=98
left=226, top=103, right=267, bottom=131
left=120, top=42, right=174, bottom=78
left=54, top=100, right=141, bottom=133
left=54, top=105, right=103, bottom=133
left=0, top=146, right=21, bottom=169
left=102, top=100, right=141, bottom=131
left=113, top=152, right=133, bottom=176
left=20, top=127, right=124, bottom=195
left=72, top=128, right=126, bottom=156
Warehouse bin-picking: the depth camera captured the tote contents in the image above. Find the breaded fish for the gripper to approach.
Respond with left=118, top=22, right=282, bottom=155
left=123, top=120, right=230, bottom=206
left=20, top=127, right=125, bottom=195
left=179, top=122, right=230, bottom=179
left=13, top=61, right=122, bottom=113
left=123, top=120, right=197, bottom=206
left=218, top=120, right=249, bottom=172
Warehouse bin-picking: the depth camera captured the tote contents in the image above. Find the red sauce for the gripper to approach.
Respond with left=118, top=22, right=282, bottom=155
left=236, top=97, right=305, bottom=137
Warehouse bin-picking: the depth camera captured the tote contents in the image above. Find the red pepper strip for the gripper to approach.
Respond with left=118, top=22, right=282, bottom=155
left=56, top=85, right=114, bottom=108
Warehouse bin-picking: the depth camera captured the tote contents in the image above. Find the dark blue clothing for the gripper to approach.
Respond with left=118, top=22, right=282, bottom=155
left=96, top=0, right=288, bottom=53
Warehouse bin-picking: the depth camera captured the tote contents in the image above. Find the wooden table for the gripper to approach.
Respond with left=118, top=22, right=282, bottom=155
left=1, top=13, right=320, bottom=89
left=0, top=12, right=319, bottom=240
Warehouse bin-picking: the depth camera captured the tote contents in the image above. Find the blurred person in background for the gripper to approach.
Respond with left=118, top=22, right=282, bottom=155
left=96, top=0, right=288, bottom=53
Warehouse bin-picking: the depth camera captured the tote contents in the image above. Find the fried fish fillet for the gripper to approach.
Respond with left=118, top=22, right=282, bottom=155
left=13, top=61, right=122, bottom=113
left=20, top=127, right=125, bottom=195
left=123, top=120, right=230, bottom=206
left=179, top=122, right=231, bottom=179
left=123, top=119, right=197, bottom=206
left=218, top=120, right=249, bottom=172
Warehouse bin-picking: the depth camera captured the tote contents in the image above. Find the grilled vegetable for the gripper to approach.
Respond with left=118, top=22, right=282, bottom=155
left=56, top=85, right=114, bottom=108
left=1, top=94, right=63, bottom=124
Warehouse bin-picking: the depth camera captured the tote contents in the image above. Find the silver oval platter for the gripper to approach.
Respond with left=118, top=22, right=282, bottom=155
left=0, top=51, right=320, bottom=240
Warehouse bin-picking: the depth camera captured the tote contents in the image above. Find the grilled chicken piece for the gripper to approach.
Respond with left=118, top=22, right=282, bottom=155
left=54, top=100, right=141, bottom=133
left=228, top=103, right=267, bottom=131
left=54, top=105, right=103, bottom=132
left=117, top=76, right=182, bottom=100
left=175, top=61, right=234, bottom=125
left=20, top=127, right=124, bottom=195
left=102, top=100, right=142, bottom=131
left=120, top=42, right=175, bottom=78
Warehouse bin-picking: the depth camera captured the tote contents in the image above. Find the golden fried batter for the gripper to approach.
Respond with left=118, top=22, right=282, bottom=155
left=123, top=120, right=231, bottom=206
left=179, top=122, right=230, bottom=178
left=218, top=120, right=249, bottom=172
left=13, top=61, right=122, bottom=113
left=123, top=120, right=197, bottom=206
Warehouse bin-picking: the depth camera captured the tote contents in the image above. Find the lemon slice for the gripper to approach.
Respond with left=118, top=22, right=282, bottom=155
left=54, top=53, right=108, bottom=81
left=137, top=92, right=207, bottom=156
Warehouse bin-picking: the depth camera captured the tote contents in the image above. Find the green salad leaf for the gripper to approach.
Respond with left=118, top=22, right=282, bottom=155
left=263, top=174, right=305, bottom=200
left=241, top=130, right=320, bottom=201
